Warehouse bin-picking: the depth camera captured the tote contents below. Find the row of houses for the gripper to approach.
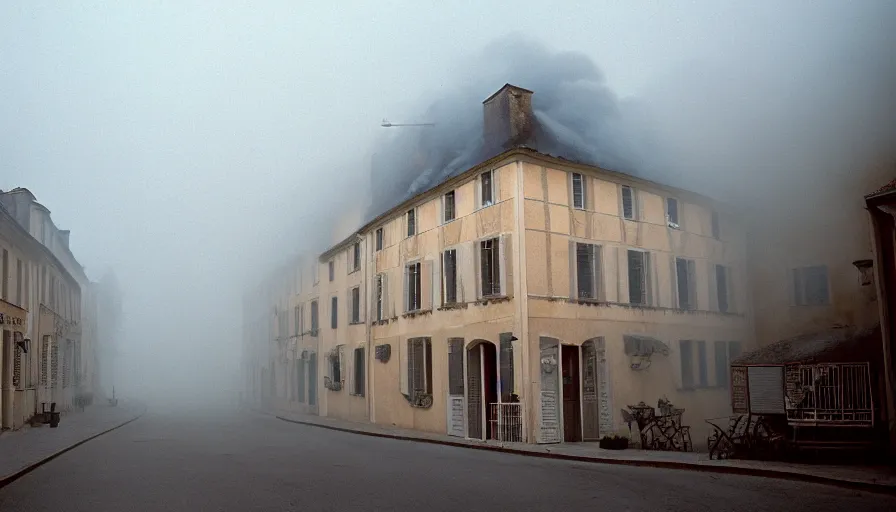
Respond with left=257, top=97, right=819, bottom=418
left=242, top=84, right=895, bottom=453
left=0, top=187, right=119, bottom=431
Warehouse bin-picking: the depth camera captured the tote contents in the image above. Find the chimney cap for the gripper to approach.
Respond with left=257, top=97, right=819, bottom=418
left=482, top=83, right=534, bottom=104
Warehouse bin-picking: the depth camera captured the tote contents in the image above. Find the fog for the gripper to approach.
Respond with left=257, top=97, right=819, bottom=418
left=1, top=2, right=894, bottom=409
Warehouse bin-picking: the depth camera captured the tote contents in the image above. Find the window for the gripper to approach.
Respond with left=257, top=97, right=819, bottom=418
left=328, top=260, right=335, bottom=281
left=480, top=238, right=501, bottom=297
left=374, top=274, right=386, bottom=321
left=621, top=186, right=636, bottom=220
left=330, top=296, right=338, bottom=328
left=353, top=347, right=365, bottom=396
left=328, top=347, right=343, bottom=389
left=296, top=359, right=306, bottom=403
left=480, top=170, right=494, bottom=207
left=375, top=227, right=384, bottom=251
left=571, top=173, right=585, bottom=210
left=793, top=266, right=829, bottom=306
left=351, top=242, right=361, bottom=272
left=716, top=264, right=730, bottom=313
left=576, top=243, right=601, bottom=300
left=310, top=300, right=319, bottom=334
left=406, top=209, right=416, bottom=237
left=627, top=250, right=650, bottom=305
left=407, top=337, right=433, bottom=399
left=711, top=211, right=720, bottom=239
left=442, top=249, right=458, bottom=304
left=443, top=191, right=456, bottom=223
left=350, top=286, right=360, bottom=323
left=675, top=258, right=697, bottom=310
left=294, top=305, right=302, bottom=336
left=680, top=340, right=709, bottom=389
left=666, top=198, right=679, bottom=228
left=714, top=341, right=742, bottom=388
left=406, top=262, right=421, bottom=311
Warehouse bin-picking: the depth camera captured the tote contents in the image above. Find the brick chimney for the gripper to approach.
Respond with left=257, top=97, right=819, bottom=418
left=482, top=83, right=536, bottom=157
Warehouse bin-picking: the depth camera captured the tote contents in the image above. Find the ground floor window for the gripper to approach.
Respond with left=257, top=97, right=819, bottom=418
left=406, top=337, right=432, bottom=407
left=352, top=347, right=365, bottom=397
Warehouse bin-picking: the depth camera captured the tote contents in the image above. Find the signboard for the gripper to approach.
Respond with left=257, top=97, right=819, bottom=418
left=0, top=301, right=27, bottom=333
left=447, top=395, right=465, bottom=437
left=731, top=366, right=749, bottom=414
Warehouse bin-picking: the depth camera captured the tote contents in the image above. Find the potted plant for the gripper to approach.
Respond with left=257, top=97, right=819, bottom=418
left=599, top=435, right=630, bottom=450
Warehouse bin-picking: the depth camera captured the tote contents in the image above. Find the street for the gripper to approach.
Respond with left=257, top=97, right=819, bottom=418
left=0, top=409, right=893, bottom=511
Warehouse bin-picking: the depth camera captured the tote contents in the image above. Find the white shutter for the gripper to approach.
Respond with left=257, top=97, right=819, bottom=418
left=500, top=234, right=513, bottom=297
left=569, top=240, right=577, bottom=299
left=358, top=284, right=366, bottom=323
left=473, top=241, right=482, bottom=299
left=399, top=339, right=409, bottom=395
left=687, top=259, right=697, bottom=310
left=338, top=346, right=346, bottom=385
left=421, top=260, right=434, bottom=311
left=381, top=274, right=391, bottom=319
left=459, top=242, right=477, bottom=302
left=402, top=264, right=409, bottom=313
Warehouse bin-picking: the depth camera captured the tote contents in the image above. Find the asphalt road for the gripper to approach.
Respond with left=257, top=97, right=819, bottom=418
left=1, top=408, right=893, bottom=511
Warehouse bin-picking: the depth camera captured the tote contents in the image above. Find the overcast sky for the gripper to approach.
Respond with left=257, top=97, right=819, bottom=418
left=1, top=1, right=893, bottom=402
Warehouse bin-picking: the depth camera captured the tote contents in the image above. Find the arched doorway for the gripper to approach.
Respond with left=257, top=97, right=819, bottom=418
left=467, top=340, right=498, bottom=440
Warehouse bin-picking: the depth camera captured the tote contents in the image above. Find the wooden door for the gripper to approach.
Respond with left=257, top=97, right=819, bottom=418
left=562, top=345, right=581, bottom=442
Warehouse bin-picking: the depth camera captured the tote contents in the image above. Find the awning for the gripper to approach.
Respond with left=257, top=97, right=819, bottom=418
left=623, top=334, right=670, bottom=357
left=732, top=325, right=882, bottom=366
left=0, top=300, right=27, bottom=334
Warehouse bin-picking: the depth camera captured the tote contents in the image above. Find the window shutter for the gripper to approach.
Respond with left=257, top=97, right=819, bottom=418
left=499, top=332, right=515, bottom=401
left=687, top=259, right=697, bottom=310
left=728, top=267, right=737, bottom=313
left=403, top=265, right=410, bottom=313
left=339, top=346, right=346, bottom=384
left=459, top=242, right=476, bottom=303
left=585, top=176, right=594, bottom=211
left=644, top=252, right=653, bottom=306
left=399, top=339, right=409, bottom=395
left=708, top=262, right=719, bottom=311
left=421, top=260, right=434, bottom=311
left=475, top=175, right=482, bottom=209
left=569, top=240, right=578, bottom=299
left=358, top=284, right=366, bottom=323
left=593, top=245, right=602, bottom=300
left=473, top=241, right=482, bottom=299
left=500, top=234, right=513, bottom=297
left=344, top=346, right=352, bottom=391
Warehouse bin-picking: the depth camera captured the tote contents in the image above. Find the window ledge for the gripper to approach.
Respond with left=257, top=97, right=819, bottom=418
left=402, top=309, right=433, bottom=319
left=323, top=377, right=343, bottom=392
left=372, top=317, right=398, bottom=326
left=677, top=386, right=727, bottom=392
left=544, top=297, right=742, bottom=317
left=349, top=392, right=366, bottom=398
left=476, top=295, right=510, bottom=305
left=437, top=302, right=469, bottom=311
left=403, top=392, right=433, bottom=409
left=348, top=321, right=365, bottom=326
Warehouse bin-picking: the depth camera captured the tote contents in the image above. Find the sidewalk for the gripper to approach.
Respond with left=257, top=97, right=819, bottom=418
left=271, top=408, right=896, bottom=494
left=0, top=401, right=145, bottom=486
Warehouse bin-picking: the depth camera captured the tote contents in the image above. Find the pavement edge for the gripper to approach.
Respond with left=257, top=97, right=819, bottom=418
left=0, top=405, right=147, bottom=490
left=274, top=414, right=896, bottom=496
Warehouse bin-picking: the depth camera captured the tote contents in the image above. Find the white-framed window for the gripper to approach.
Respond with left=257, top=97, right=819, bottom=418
left=675, top=257, right=697, bottom=310
left=328, top=260, right=335, bottom=282
left=443, top=190, right=456, bottom=223
left=330, top=296, right=338, bottom=329
left=407, top=337, right=432, bottom=399
left=374, top=273, right=388, bottom=321
left=310, top=300, right=319, bottom=335
left=442, top=248, right=458, bottom=304
left=375, top=227, right=384, bottom=252
left=715, top=264, right=731, bottom=313
left=328, top=346, right=344, bottom=390
left=621, top=185, right=637, bottom=220
left=627, top=249, right=651, bottom=305
left=352, top=347, right=365, bottom=396
left=713, top=341, right=742, bottom=388
left=711, top=210, right=721, bottom=239
left=479, top=170, right=495, bottom=208
left=406, top=261, right=422, bottom=312
left=575, top=242, right=601, bottom=300
left=571, top=173, right=586, bottom=210
left=680, top=339, right=708, bottom=389
left=480, top=238, right=500, bottom=297
left=350, top=242, right=361, bottom=273
left=793, top=265, right=829, bottom=306
left=350, top=286, right=361, bottom=324
left=406, top=209, right=416, bottom=237
left=666, top=197, right=680, bottom=228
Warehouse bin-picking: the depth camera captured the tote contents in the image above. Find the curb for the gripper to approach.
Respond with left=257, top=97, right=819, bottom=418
left=0, top=406, right=146, bottom=489
left=275, top=415, right=896, bottom=496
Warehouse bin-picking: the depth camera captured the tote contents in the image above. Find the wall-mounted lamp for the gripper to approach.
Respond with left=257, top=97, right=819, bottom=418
left=853, top=259, right=874, bottom=286
left=15, top=335, right=30, bottom=353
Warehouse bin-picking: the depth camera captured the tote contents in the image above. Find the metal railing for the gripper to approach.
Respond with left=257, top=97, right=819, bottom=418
left=785, top=363, right=874, bottom=426
left=489, top=403, right=524, bottom=442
